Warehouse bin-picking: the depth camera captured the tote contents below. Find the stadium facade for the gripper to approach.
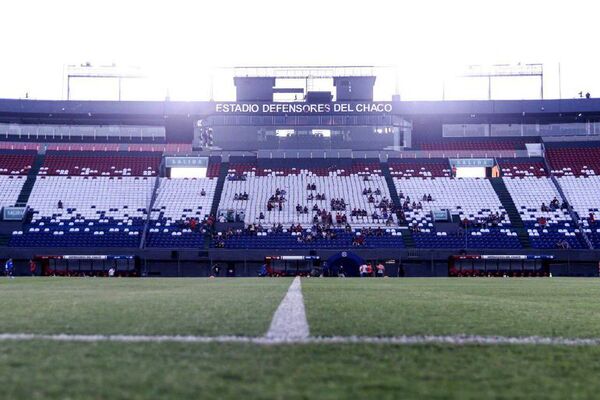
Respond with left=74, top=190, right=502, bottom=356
left=1, top=71, right=600, bottom=277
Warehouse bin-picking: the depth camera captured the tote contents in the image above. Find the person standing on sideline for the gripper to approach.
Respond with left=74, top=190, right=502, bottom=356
left=5, top=258, right=14, bottom=279
left=366, top=263, right=373, bottom=277
left=376, top=262, right=385, bottom=277
left=359, top=263, right=367, bottom=277
left=29, top=259, right=36, bottom=276
left=338, top=264, right=345, bottom=278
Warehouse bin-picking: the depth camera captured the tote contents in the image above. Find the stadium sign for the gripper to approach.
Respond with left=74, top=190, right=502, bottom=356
left=449, top=158, right=495, bottom=168
left=165, top=157, right=208, bottom=168
left=214, top=102, right=393, bottom=114
left=2, top=206, right=27, bottom=221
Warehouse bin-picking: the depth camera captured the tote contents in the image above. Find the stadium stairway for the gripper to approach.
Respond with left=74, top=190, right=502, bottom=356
left=203, top=162, right=230, bottom=248
left=0, top=234, right=9, bottom=247
left=489, top=178, right=531, bottom=248
left=382, top=161, right=402, bottom=210
left=15, top=153, right=45, bottom=207
left=139, top=176, right=161, bottom=249
left=399, top=227, right=415, bottom=248
left=382, top=161, right=415, bottom=248
left=209, top=161, right=229, bottom=218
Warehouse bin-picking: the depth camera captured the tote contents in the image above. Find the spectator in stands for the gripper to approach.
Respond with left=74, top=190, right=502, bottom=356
left=200, top=189, right=206, bottom=196
left=258, top=212, right=265, bottom=220
left=550, top=197, right=560, bottom=210
left=541, top=203, right=549, bottom=212
left=538, top=216, right=547, bottom=227
left=589, top=213, right=596, bottom=225
left=57, top=200, right=63, bottom=209
left=557, top=239, right=571, bottom=249
left=427, top=194, right=433, bottom=202
left=561, top=200, right=569, bottom=210
left=374, top=188, right=381, bottom=196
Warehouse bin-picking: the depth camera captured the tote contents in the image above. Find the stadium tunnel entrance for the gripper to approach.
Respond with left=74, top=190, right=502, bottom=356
left=326, top=251, right=365, bottom=277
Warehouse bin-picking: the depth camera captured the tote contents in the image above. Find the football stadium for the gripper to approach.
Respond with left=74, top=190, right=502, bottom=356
left=2, top=1, right=600, bottom=399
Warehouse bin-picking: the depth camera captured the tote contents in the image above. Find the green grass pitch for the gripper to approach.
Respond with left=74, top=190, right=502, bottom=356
left=1, top=277, right=600, bottom=399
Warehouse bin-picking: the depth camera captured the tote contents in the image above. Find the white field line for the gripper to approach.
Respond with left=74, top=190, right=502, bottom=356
left=1, top=333, right=600, bottom=346
left=265, top=276, right=310, bottom=340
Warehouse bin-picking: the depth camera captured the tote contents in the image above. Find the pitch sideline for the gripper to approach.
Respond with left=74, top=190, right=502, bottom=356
left=2, top=277, right=600, bottom=346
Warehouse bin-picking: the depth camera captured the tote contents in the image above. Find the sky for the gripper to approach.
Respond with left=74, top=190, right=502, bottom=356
left=0, top=0, right=598, bottom=102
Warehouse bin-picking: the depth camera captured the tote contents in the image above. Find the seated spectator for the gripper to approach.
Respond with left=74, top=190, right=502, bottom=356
left=200, top=189, right=206, bottom=196
left=538, top=216, right=547, bottom=227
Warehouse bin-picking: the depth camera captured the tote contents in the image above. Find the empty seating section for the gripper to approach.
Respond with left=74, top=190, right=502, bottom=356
left=0, top=175, right=27, bottom=208
left=0, top=151, right=35, bottom=175
left=393, top=176, right=520, bottom=248
left=146, top=178, right=218, bottom=248
left=389, top=159, right=450, bottom=178
left=498, top=159, right=548, bottom=177
left=11, top=176, right=154, bottom=247
left=39, top=151, right=161, bottom=176
left=215, top=228, right=405, bottom=249
left=504, top=177, right=585, bottom=249
left=415, top=138, right=528, bottom=151
left=557, top=176, right=600, bottom=248
left=547, top=147, right=600, bottom=176
left=0, top=142, right=192, bottom=153
left=206, top=157, right=221, bottom=178
left=220, top=159, right=394, bottom=227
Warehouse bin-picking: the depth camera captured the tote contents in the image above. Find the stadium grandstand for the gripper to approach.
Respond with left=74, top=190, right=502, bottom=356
left=1, top=67, right=600, bottom=277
